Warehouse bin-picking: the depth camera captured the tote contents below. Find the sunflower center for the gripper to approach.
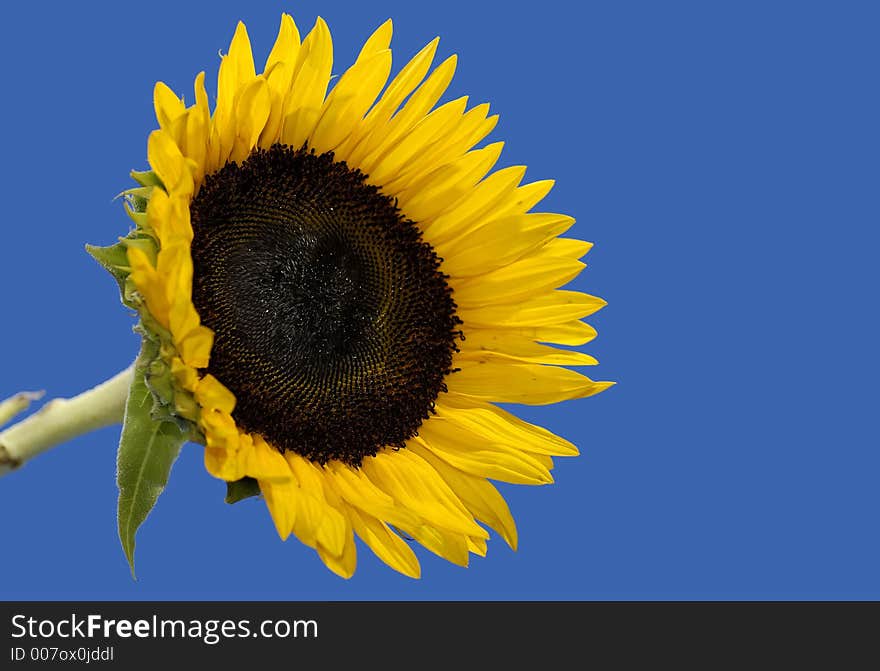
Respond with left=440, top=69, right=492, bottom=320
left=189, top=145, right=461, bottom=466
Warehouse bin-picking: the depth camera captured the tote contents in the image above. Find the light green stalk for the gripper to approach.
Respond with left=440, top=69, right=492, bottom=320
left=0, top=367, right=133, bottom=477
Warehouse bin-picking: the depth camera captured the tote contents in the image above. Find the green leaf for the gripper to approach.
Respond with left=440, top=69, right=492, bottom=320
left=117, top=339, right=187, bottom=578
left=225, top=477, right=261, bottom=504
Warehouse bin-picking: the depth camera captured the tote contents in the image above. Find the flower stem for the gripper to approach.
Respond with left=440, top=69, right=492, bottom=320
left=0, top=366, right=134, bottom=477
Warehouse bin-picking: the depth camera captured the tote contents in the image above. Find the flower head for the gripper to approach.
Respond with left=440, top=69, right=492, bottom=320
left=102, top=14, right=611, bottom=578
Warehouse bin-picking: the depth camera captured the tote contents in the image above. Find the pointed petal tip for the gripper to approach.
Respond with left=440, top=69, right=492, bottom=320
left=232, top=20, right=248, bottom=39
left=325, top=561, right=356, bottom=580
left=505, top=525, right=520, bottom=551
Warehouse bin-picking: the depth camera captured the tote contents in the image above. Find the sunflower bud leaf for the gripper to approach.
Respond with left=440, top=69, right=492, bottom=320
left=117, top=337, right=187, bottom=578
left=130, top=169, right=164, bottom=189
left=86, top=240, right=131, bottom=291
left=225, top=477, right=261, bottom=504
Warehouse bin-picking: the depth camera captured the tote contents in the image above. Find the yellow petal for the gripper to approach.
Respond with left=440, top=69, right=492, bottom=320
left=144, top=185, right=170, bottom=239
left=281, top=104, right=322, bottom=150
left=458, top=290, right=605, bottom=328
left=448, top=361, right=614, bottom=405
left=325, top=463, right=422, bottom=531
left=213, top=22, right=257, bottom=165
left=540, top=237, right=594, bottom=260
left=285, top=454, right=347, bottom=557
left=156, top=242, right=191, bottom=306
left=147, top=129, right=193, bottom=196
left=504, top=179, right=556, bottom=216
left=396, top=141, right=503, bottom=213
left=467, top=535, right=487, bottom=556
left=246, top=435, right=293, bottom=482
left=279, top=19, right=335, bottom=150
left=127, top=246, right=170, bottom=328
left=361, top=449, right=487, bottom=539
left=177, top=325, right=214, bottom=369
left=309, top=49, right=392, bottom=154
left=409, top=444, right=518, bottom=549
left=200, top=409, right=240, bottom=451
left=357, top=19, right=393, bottom=59
left=406, top=524, right=470, bottom=567
left=357, top=55, right=458, bottom=168
left=259, top=61, right=294, bottom=149
left=345, top=505, right=421, bottom=578
left=217, top=21, right=256, bottom=114
left=154, top=81, right=185, bottom=130
left=259, top=477, right=296, bottom=540
left=420, top=165, right=525, bottom=242
left=437, top=213, right=575, bottom=278
left=381, top=103, right=496, bottom=194
left=362, top=96, right=469, bottom=182
left=426, top=173, right=556, bottom=245
left=317, top=532, right=356, bottom=579
left=204, top=445, right=245, bottom=481
left=452, top=254, right=585, bottom=308
left=170, top=357, right=199, bottom=392
left=259, top=17, right=303, bottom=150
left=264, top=13, right=301, bottom=73
left=339, top=38, right=439, bottom=164
left=194, top=374, right=236, bottom=414
left=328, top=462, right=470, bottom=567
left=170, top=288, right=201, bottom=347
left=413, top=422, right=553, bottom=485
left=282, top=17, right=333, bottom=120
left=457, top=329, right=598, bottom=367
left=183, top=107, right=208, bottom=186
left=231, top=77, right=271, bottom=162
left=436, top=396, right=579, bottom=457
left=316, top=485, right=357, bottom=578
left=497, top=320, right=599, bottom=346
left=161, top=192, right=194, bottom=243
left=193, top=71, right=211, bottom=129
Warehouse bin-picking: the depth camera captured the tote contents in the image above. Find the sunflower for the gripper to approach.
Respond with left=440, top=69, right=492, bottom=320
left=112, top=13, right=611, bottom=578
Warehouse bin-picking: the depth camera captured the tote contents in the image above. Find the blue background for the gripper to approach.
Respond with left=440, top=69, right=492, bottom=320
left=1, top=0, right=877, bottom=600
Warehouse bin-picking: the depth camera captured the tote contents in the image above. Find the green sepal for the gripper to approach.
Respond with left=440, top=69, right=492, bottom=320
left=86, top=228, right=158, bottom=308
left=126, top=171, right=163, bottom=213
left=135, top=323, right=201, bottom=439
left=85, top=239, right=132, bottom=298
left=117, top=337, right=189, bottom=578
left=118, top=185, right=154, bottom=210
left=93, top=169, right=202, bottom=577
left=225, top=477, right=262, bottom=504
left=131, top=169, right=164, bottom=189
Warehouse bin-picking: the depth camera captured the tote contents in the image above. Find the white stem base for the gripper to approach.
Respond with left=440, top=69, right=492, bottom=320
left=0, top=366, right=134, bottom=477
